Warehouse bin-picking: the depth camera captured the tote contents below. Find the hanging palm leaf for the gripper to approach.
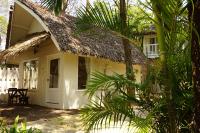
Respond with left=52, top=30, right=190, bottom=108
left=40, top=0, right=63, bottom=15
left=76, top=2, right=138, bottom=39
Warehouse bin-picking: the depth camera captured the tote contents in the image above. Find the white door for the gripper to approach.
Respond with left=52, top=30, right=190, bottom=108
left=46, top=58, right=60, bottom=104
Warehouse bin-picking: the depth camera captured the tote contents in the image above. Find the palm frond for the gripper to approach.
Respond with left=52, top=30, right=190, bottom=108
left=76, top=1, right=141, bottom=45
left=81, top=96, right=152, bottom=133
left=77, top=2, right=120, bottom=33
left=86, top=72, right=140, bottom=98
left=40, top=0, right=63, bottom=15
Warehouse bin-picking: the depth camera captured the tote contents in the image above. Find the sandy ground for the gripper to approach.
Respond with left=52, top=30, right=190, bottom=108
left=0, top=104, right=83, bottom=133
left=0, top=104, right=145, bottom=133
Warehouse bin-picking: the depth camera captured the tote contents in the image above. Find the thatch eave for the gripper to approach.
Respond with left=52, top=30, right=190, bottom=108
left=0, top=32, right=50, bottom=60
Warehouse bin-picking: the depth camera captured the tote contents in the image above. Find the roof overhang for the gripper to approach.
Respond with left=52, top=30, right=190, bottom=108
left=0, top=32, right=49, bottom=60
left=7, top=1, right=61, bottom=51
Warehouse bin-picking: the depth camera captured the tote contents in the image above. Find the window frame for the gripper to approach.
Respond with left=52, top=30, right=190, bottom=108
left=22, top=58, right=39, bottom=91
left=144, top=36, right=159, bottom=58
left=49, top=58, right=59, bottom=89
left=77, top=57, right=90, bottom=91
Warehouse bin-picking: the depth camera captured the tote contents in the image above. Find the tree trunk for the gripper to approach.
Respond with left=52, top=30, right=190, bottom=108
left=61, top=0, right=69, bottom=15
left=86, top=0, right=90, bottom=9
left=188, top=0, right=200, bottom=131
left=123, top=39, right=135, bottom=80
left=156, top=18, right=177, bottom=133
left=119, top=0, right=135, bottom=95
left=151, top=1, right=177, bottom=132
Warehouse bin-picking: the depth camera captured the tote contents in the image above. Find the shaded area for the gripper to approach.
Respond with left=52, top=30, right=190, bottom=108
left=0, top=104, right=144, bottom=132
left=0, top=103, right=79, bottom=125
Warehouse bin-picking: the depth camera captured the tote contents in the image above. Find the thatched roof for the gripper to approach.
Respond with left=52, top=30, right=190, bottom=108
left=0, top=32, right=49, bottom=59
left=9, top=0, right=146, bottom=64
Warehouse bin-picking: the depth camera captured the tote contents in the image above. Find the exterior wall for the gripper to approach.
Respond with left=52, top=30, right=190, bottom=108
left=61, top=54, right=84, bottom=109
left=62, top=54, right=143, bottom=109
left=90, top=58, right=141, bottom=83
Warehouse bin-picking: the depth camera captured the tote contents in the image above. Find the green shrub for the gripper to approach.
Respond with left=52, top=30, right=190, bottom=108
left=0, top=116, right=41, bottom=133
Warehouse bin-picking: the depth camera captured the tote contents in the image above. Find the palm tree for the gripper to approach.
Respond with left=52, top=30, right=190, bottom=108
left=150, top=0, right=177, bottom=132
left=81, top=45, right=193, bottom=132
left=77, top=0, right=191, bottom=132
left=82, top=72, right=153, bottom=132
left=86, top=0, right=90, bottom=9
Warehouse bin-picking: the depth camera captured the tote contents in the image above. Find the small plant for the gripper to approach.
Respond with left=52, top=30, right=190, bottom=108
left=0, top=116, right=41, bottom=133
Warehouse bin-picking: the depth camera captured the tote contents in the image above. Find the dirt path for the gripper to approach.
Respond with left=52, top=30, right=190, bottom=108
left=0, top=104, right=83, bottom=133
left=0, top=104, right=139, bottom=133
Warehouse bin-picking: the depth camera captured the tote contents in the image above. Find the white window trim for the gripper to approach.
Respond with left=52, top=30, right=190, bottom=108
left=48, top=58, right=60, bottom=89
left=76, top=89, right=87, bottom=92
left=22, top=58, right=39, bottom=91
left=46, top=53, right=62, bottom=93
left=144, top=36, right=159, bottom=58
left=77, top=57, right=90, bottom=91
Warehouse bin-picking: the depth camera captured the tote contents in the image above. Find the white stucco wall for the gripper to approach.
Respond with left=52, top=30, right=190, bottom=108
left=61, top=54, right=87, bottom=109
left=61, top=53, right=142, bottom=109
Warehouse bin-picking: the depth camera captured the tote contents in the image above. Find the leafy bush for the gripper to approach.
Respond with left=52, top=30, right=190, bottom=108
left=0, top=116, right=41, bottom=133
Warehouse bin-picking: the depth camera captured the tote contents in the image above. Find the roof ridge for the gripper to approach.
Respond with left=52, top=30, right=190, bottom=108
left=18, top=0, right=76, bottom=20
left=19, top=0, right=52, bottom=14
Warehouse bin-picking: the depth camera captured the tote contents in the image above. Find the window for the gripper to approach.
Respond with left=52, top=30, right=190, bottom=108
left=150, top=37, right=156, bottom=44
left=144, top=37, right=159, bottom=58
left=150, top=45, right=156, bottom=53
left=49, top=59, right=59, bottom=88
left=23, top=60, right=38, bottom=90
left=78, top=57, right=89, bottom=90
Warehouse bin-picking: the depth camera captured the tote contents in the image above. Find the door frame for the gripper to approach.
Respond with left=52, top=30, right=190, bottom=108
left=45, top=54, right=62, bottom=106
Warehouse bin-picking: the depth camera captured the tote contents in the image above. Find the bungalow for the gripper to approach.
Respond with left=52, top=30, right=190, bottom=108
left=0, top=0, right=146, bottom=109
